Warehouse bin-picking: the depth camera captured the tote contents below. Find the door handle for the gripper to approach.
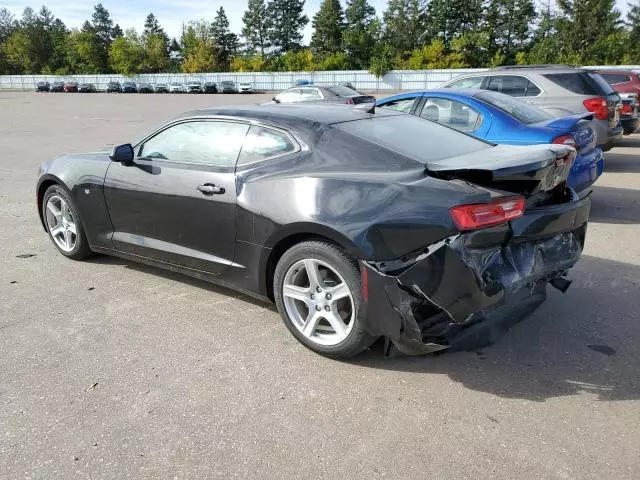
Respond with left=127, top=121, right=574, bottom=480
left=197, top=184, right=225, bottom=195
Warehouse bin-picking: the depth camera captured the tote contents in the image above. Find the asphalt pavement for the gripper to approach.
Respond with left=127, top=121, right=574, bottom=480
left=1, top=92, right=639, bottom=479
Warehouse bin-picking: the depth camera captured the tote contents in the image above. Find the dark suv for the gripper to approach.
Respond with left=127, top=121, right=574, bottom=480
left=442, top=66, right=623, bottom=150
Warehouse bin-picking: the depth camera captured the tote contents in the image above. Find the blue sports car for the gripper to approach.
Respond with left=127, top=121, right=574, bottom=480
left=377, top=89, right=604, bottom=194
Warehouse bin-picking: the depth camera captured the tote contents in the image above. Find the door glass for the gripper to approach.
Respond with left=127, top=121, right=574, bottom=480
left=139, top=121, right=249, bottom=167
left=421, top=98, right=481, bottom=132
left=276, top=89, right=301, bottom=103
left=525, top=80, right=541, bottom=96
left=379, top=97, right=417, bottom=113
left=445, top=76, right=484, bottom=89
left=487, top=75, right=528, bottom=96
left=238, top=126, right=298, bottom=165
left=300, top=88, right=323, bottom=101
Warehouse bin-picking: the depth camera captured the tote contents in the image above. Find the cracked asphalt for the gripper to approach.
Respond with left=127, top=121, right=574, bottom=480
left=1, top=92, right=639, bottom=479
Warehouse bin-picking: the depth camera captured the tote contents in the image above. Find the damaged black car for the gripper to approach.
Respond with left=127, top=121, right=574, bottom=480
left=35, top=104, right=590, bottom=358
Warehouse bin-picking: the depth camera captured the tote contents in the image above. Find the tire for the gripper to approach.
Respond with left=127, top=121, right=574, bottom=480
left=273, top=240, right=376, bottom=359
left=42, top=184, right=93, bottom=260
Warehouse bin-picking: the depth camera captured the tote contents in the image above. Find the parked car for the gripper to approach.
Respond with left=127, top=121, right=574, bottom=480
left=219, top=81, right=237, bottom=93
left=595, top=69, right=640, bottom=95
left=78, top=83, right=96, bottom=93
left=35, top=104, right=590, bottom=358
left=63, top=82, right=78, bottom=93
left=619, top=93, right=639, bottom=135
left=294, top=79, right=313, bottom=86
left=441, top=65, right=623, bottom=151
left=106, top=81, right=121, bottom=93
left=121, top=82, right=137, bottom=93
left=273, top=85, right=376, bottom=105
left=155, top=83, right=168, bottom=93
left=49, top=81, right=65, bottom=92
left=186, top=81, right=203, bottom=93
left=137, top=83, right=154, bottom=94
left=36, top=81, right=50, bottom=92
left=169, top=82, right=185, bottom=93
left=238, top=82, right=254, bottom=93
left=203, top=82, right=217, bottom=94
left=378, top=89, right=604, bottom=194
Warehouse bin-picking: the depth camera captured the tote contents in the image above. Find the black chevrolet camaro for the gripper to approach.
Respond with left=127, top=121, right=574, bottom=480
left=36, top=104, right=590, bottom=358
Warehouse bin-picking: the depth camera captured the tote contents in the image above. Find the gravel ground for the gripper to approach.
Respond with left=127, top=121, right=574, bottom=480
left=1, top=92, right=639, bottom=480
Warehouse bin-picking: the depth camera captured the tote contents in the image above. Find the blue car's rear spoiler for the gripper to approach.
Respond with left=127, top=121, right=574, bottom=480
left=534, top=113, right=595, bottom=131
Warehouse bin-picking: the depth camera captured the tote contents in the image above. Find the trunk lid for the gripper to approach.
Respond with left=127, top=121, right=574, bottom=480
left=531, top=113, right=597, bottom=153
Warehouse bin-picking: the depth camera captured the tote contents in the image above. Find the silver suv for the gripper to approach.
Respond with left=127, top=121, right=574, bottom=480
left=441, top=66, right=623, bottom=150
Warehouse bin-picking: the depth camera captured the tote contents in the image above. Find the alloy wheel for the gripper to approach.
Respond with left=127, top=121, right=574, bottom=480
left=45, top=195, right=77, bottom=253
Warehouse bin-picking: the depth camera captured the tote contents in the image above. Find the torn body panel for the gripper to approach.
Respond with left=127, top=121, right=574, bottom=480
left=362, top=192, right=591, bottom=356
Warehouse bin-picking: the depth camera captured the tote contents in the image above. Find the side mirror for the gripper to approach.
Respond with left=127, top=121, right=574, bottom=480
left=273, top=97, right=280, bottom=104
left=110, top=143, right=134, bottom=163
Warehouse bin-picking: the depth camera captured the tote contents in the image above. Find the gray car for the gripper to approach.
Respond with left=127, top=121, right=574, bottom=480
left=441, top=66, right=623, bottom=150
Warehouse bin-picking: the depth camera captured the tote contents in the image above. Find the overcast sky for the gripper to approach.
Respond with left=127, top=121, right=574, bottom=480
left=0, top=0, right=633, bottom=41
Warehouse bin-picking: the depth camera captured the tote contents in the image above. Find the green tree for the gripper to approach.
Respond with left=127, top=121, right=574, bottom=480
left=66, top=27, right=102, bottom=73
left=318, top=51, right=349, bottom=69
left=424, top=0, right=483, bottom=45
left=181, top=20, right=215, bottom=72
left=484, top=0, right=536, bottom=63
left=91, top=3, right=117, bottom=71
left=143, top=13, right=169, bottom=50
left=343, top=0, right=379, bottom=69
left=109, top=28, right=144, bottom=74
left=211, top=7, right=238, bottom=70
left=241, top=0, right=271, bottom=57
left=273, top=48, right=315, bottom=70
left=0, top=8, right=16, bottom=73
left=382, top=0, right=426, bottom=58
left=267, top=0, right=309, bottom=52
left=626, top=0, right=640, bottom=60
left=404, top=39, right=466, bottom=69
left=310, top=0, right=345, bottom=55
left=369, top=43, right=392, bottom=79
left=3, top=31, right=33, bottom=73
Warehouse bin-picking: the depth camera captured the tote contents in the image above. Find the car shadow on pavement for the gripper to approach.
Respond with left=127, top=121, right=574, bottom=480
left=589, top=185, right=640, bottom=224
left=350, top=254, right=640, bottom=403
left=603, top=151, right=640, bottom=173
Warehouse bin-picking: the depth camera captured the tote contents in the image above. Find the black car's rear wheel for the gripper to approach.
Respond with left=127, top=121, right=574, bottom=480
left=273, top=241, right=376, bottom=359
left=42, top=185, right=93, bottom=260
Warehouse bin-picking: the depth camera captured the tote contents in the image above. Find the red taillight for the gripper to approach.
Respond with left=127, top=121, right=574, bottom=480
left=450, top=197, right=525, bottom=231
left=552, top=134, right=577, bottom=148
left=621, top=103, right=633, bottom=114
left=583, top=97, right=609, bottom=120
left=345, top=97, right=354, bottom=105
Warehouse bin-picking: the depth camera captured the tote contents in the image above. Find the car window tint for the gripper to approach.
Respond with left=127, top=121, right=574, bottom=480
left=421, top=98, right=481, bottom=132
left=543, top=72, right=612, bottom=95
left=238, top=126, right=298, bottom=165
left=140, top=121, right=249, bottom=167
left=379, top=97, right=417, bottom=113
left=446, top=76, right=484, bottom=88
left=326, top=85, right=359, bottom=96
left=525, top=80, right=541, bottom=96
left=334, top=114, right=490, bottom=164
left=486, top=75, right=528, bottom=96
left=600, top=73, right=631, bottom=85
left=475, top=91, right=552, bottom=124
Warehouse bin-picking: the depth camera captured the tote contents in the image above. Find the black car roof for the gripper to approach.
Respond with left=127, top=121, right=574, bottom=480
left=177, top=104, right=399, bottom=126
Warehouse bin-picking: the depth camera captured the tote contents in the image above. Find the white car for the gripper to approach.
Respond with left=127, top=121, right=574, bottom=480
left=169, top=82, right=185, bottom=93
left=238, top=82, right=254, bottom=93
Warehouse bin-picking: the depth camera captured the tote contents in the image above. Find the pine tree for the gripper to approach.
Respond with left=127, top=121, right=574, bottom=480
left=627, top=0, right=640, bottom=44
left=91, top=3, right=117, bottom=71
left=424, top=0, right=483, bottom=45
left=343, top=0, right=379, bottom=69
left=112, top=24, right=123, bottom=38
left=211, top=7, right=239, bottom=70
left=382, top=0, right=426, bottom=58
left=484, top=0, right=536, bottom=63
left=310, top=0, right=345, bottom=55
left=267, top=0, right=309, bottom=53
left=555, top=0, right=621, bottom=53
left=242, top=0, right=271, bottom=57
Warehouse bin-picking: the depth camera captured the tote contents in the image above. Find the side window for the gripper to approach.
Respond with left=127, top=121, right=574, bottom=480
left=139, top=121, right=249, bottom=167
left=601, top=73, right=631, bottom=85
left=525, top=80, right=541, bottom=96
left=300, top=88, right=323, bottom=101
left=487, top=75, right=528, bottom=97
left=276, top=88, right=301, bottom=103
left=421, top=98, right=482, bottom=132
left=445, top=76, right=484, bottom=89
left=379, top=97, right=417, bottom=113
left=237, top=126, right=298, bottom=166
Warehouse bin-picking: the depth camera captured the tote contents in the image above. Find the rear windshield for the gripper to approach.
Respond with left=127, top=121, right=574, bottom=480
left=327, top=85, right=359, bottom=97
left=334, top=114, right=490, bottom=163
left=600, top=73, right=631, bottom=85
left=544, top=72, right=614, bottom=95
left=475, top=91, right=552, bottom=124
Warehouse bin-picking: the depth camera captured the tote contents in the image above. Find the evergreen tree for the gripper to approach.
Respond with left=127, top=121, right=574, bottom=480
left=382, top=0, right=426, bottom=58
left=91, top=3, right=117, bottom=71
left=555, top=0, right=621, bottom=54
left=112, top=24, right=123, bottom=38
left=211, top=7, right=239, bottom=70
left=484, top=0, right=536, bottom=63
left=310, top=0, right=345, bottom=55
left=424, top=0, right=483, bottom=45
left=343, top=0, right=379, bottom=69
left=242, top=0, right=271, bottom=57
left=627, top=0, right=640, bottom=44
left=267, top=0, right=309, bottom=52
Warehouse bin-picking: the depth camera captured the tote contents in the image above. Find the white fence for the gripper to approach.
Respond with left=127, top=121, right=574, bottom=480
left=1, top=66, right=638, bottom=92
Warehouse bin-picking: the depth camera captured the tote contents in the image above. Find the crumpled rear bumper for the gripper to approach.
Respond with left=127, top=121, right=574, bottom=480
left=361, top=194, right=591, bottom=356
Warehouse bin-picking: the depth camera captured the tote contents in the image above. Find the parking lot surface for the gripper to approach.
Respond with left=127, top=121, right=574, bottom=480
left=1, top=92, right=639, bottom=479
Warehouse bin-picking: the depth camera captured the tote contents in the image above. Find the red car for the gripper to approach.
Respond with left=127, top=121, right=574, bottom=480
left=63, top=81, right=78, bottom=93
left=596, top=70, right=640, bottom=134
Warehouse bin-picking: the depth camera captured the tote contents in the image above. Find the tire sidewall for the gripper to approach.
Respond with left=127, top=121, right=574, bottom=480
left=274, top=241, right=372, bottom=358
left=42, top=185, right=88, bottom=258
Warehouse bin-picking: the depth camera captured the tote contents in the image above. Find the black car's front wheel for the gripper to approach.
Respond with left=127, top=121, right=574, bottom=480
left=273, top=241, right=376, bottom=359
left=42, top=185, right=93, bottom=260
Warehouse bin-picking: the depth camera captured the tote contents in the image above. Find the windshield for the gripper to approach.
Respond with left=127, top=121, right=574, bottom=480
left=334, top=114, right=490, bottom=163
left=475, top=91, right=552, bottom=124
